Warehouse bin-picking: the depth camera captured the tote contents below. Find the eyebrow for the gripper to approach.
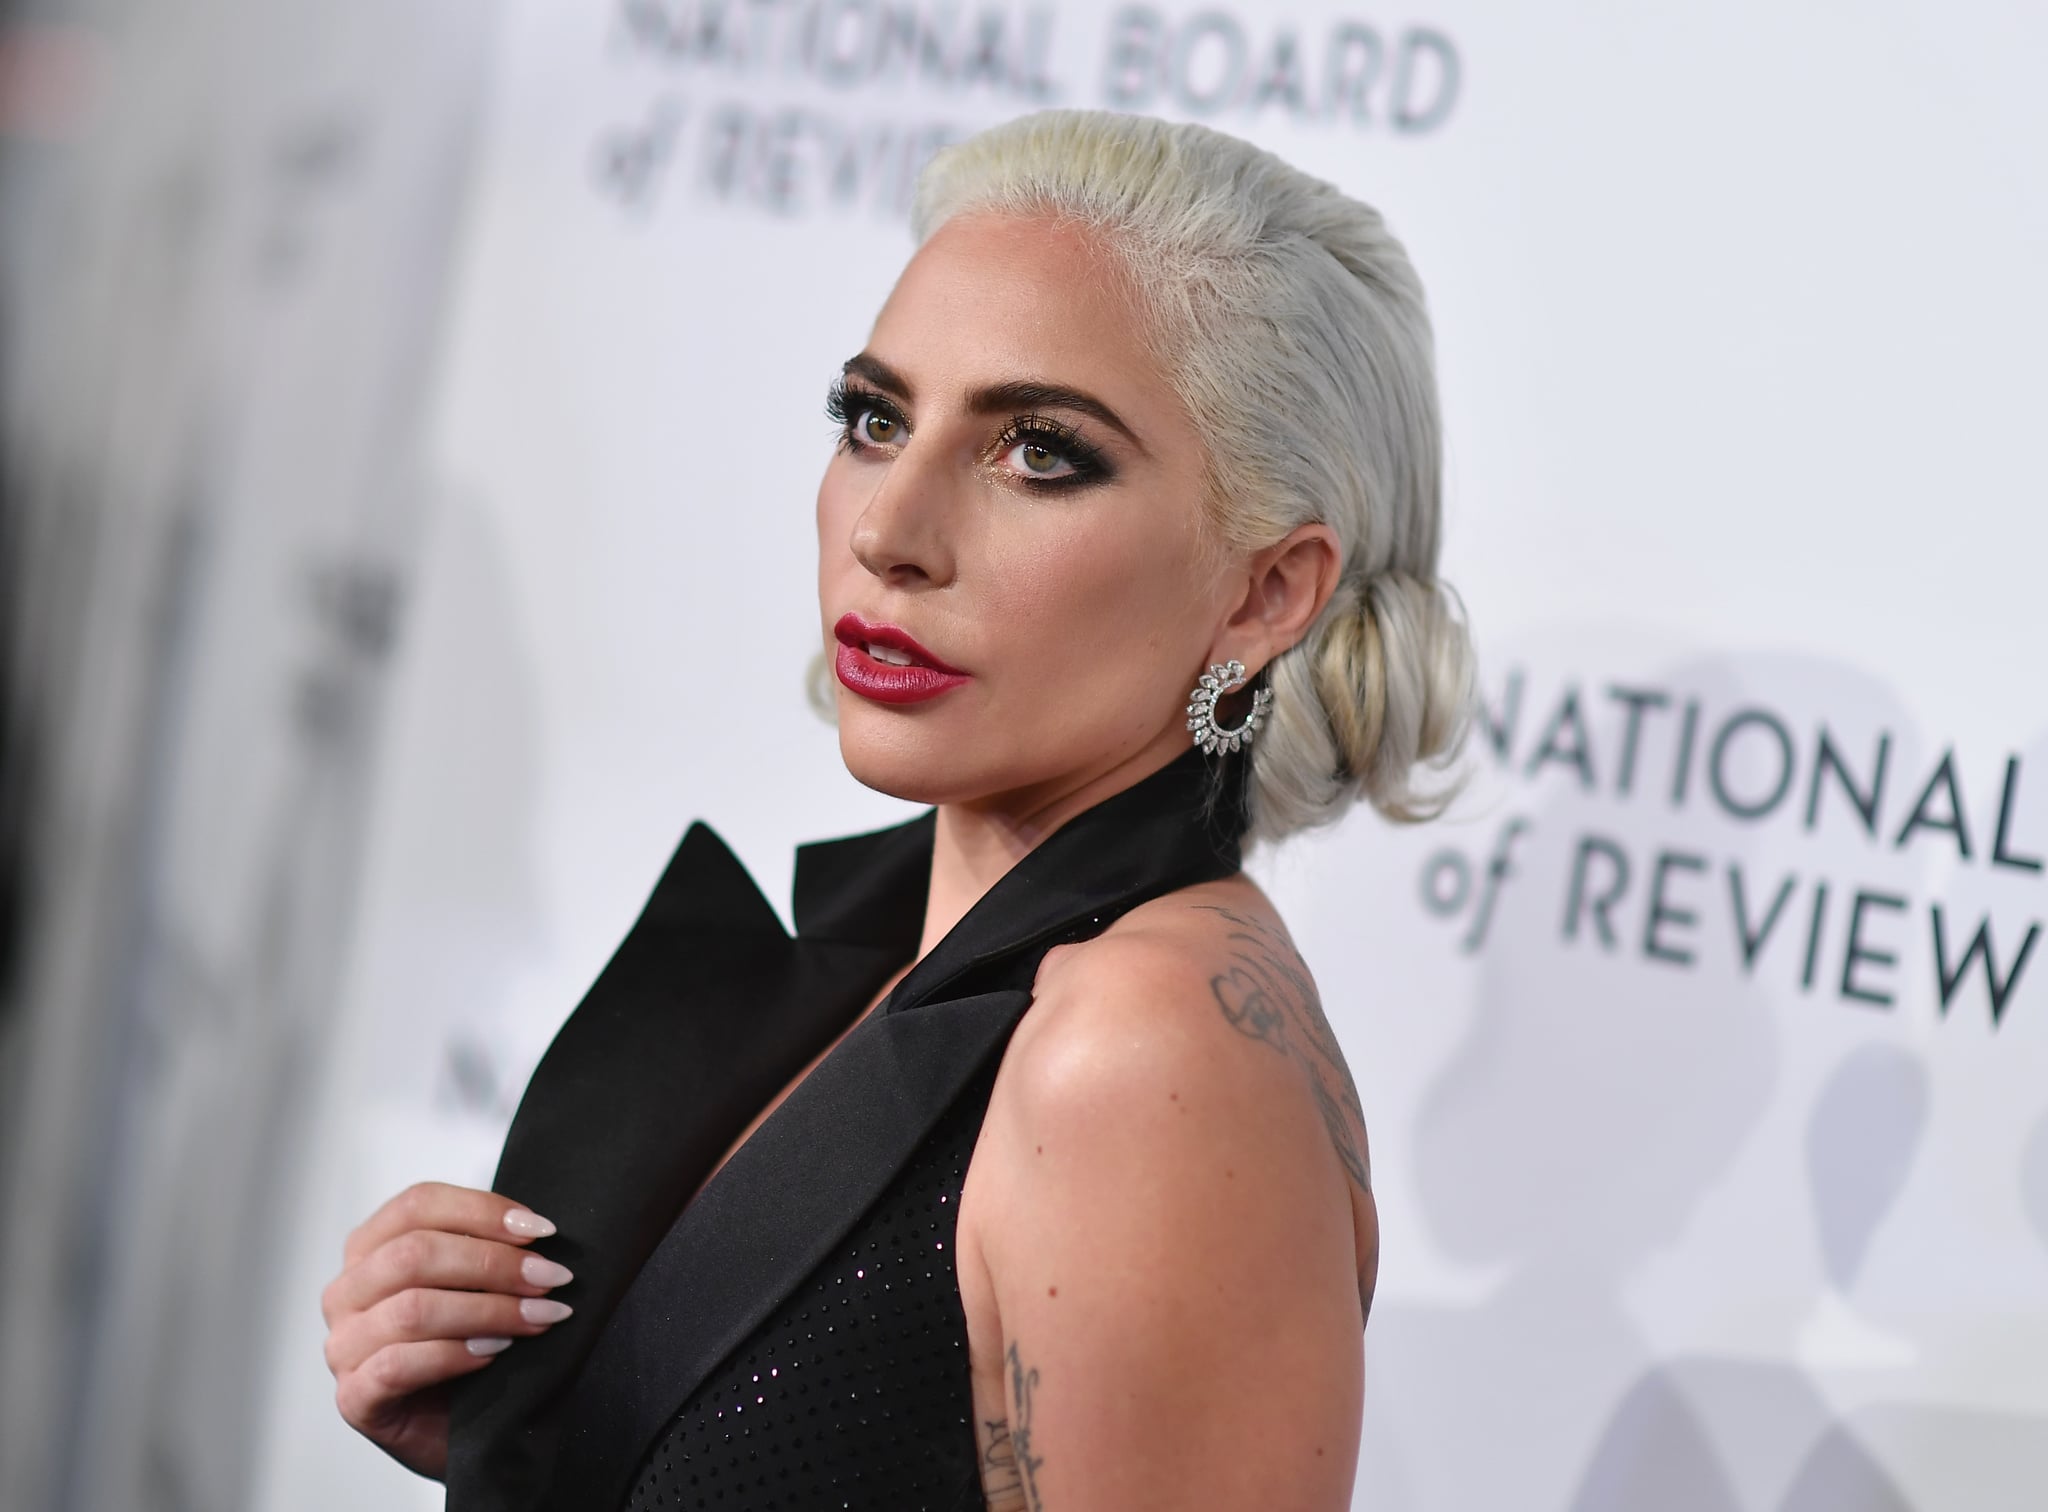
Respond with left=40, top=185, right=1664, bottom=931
left=841, top=353, right=1149, bottom=454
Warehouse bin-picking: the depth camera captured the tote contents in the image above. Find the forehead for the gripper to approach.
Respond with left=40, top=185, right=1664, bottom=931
left=867, top=212, right=1170, bottom=408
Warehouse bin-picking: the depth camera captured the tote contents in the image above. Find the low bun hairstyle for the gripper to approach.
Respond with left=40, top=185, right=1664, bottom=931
left=911, top=109, right=1478, bottom=842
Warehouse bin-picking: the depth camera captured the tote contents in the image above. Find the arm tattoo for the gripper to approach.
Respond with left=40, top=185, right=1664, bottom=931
left=999, top=1339, right=1047, bottom=1511
left=1195, top=904, right=1373, bottom=1197
left=978, top=1415, right=1028, bottom=1511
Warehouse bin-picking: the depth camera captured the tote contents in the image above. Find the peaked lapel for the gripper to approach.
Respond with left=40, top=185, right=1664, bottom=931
left=544, top=985, right=1033, bottom=1506
left=444, top=813, right=931, bottom=1510
left=447, top=748, right=1247, bottom=1511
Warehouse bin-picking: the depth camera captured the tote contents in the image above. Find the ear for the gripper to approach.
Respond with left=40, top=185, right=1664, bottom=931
left=1216, top=523, right=1343, bottom=674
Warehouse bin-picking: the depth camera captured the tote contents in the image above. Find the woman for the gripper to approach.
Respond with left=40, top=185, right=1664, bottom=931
left=321, top=108, right=1474, bottom=1510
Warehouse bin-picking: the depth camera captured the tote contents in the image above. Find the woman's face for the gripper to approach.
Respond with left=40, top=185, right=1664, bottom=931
left=816, top=212, right=1240, bottom=812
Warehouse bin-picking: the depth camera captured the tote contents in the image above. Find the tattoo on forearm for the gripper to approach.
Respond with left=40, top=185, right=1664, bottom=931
left=1002, top=1340, right=1048, bottom=1511
left=978, top=1415, right=1027, bottom=1510
left=1195, top=904, right=1373, bottom=1197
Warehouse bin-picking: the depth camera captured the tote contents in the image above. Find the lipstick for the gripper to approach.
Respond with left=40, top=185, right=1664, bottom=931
left=832, top=612, right=971, bottom=705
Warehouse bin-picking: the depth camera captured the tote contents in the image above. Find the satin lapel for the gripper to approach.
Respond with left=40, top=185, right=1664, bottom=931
left=884, top=745, right=1246, bottom=1014
left=548, top=749, right=1247, bottom=1499
left=445, top=818, right=928, bottom=1512
left=546, top=987, right=1033, bottom=1510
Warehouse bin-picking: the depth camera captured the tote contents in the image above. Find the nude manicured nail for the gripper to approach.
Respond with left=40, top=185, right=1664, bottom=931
left=503, top=1207, right=557, bottom=1238
left=520, top=1298, right=574, bottom=1326
left=467, top=1336, right=513, bottom=1356
left=521, top=1255, right=575, bottom=1289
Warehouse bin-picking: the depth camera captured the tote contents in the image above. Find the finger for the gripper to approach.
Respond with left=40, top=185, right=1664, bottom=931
left=335, top=1338, right=501, bottom=1435
left=327, top=1285, right=574, bottom=1377
left=343, top=1181, right=556, bottom=1268
left=326, top=1229, right=574, bottom=1320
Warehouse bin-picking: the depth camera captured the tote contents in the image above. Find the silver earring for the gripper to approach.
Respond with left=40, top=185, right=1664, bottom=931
left=1186, top=659, right=1272, bottom=755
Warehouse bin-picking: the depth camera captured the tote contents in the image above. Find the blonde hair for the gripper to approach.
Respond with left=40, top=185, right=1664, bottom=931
left=911, top=109, right=1478, bottom=842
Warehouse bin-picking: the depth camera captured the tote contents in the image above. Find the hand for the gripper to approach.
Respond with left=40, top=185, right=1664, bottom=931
left=322, top=1181, right=574, bottom=1480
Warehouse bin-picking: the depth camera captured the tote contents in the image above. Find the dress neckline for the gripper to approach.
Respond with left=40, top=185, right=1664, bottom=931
left=831, top=743, right=1248, bottom=1011
left=445, top=743, right=1249, bottom=1512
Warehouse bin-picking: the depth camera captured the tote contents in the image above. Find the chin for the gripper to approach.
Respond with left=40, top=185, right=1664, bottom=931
left=836, top=694, right=1172, bottom=813
left=834, top=700, right=985, bottom=807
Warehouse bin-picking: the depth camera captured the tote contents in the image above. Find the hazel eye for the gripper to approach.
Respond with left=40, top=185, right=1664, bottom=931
left=858, top=409, right=901, bottom=446
left=1002, top=438, right=1076, bottom=479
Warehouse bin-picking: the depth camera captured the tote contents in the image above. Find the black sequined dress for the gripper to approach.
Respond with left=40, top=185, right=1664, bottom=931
left=442, top=748, right=1248, bottom=1512
left=622, top=1059, right=999, bottom=1510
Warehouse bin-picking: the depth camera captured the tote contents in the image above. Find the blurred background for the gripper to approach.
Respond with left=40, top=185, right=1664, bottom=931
left=0, top=2, right=2043, bottom=1510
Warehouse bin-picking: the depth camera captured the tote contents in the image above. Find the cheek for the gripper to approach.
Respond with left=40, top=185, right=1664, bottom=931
left=982, top=511, right=1210, bottom=689
left=1027, top=506, right=1198, bottom=625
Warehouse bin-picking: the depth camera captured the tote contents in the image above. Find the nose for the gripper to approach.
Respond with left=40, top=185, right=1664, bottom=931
left=845, top=436, right=958, bottom=590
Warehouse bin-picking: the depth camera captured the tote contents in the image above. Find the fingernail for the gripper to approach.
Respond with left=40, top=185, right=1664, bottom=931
left=503, top=1208, right=557, bottom=1238
left=466, top=1336, right=514, bottom=1356
left=521, top=1255, right=575, bottom=1289
left=520, top=1298, right=574, bottom=1326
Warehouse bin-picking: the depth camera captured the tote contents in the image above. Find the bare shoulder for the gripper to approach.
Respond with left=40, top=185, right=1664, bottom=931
left=953, top=877, right=1377, bottom=1507
left=964, top=872, right=1379, bottom=1337
left=1000, top=872, right=1373, bottom=1207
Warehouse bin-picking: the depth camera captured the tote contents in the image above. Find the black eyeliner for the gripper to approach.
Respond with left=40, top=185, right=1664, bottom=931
left=823, top=376, right=1116, bottom=490
left=824, top=377, right=909, bottom=455
left=986, top=412, right=1115, bottom=490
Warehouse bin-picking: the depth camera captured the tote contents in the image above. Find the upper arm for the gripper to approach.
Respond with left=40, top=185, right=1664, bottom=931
left=973, top=934, right=1367, bottom=1511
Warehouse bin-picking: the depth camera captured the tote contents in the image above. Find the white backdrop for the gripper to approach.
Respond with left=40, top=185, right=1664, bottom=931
left=0, top=3, right=494, bottom=1508
left=253, top=1, right=2048, bottom=1507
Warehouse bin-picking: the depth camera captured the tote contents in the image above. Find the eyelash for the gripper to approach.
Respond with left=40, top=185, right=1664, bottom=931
left=823, top=377, right=1113, bottom=491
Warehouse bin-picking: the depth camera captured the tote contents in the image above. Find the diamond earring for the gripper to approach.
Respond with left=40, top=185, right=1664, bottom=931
left=1186, top=659, right=1272, bottom=755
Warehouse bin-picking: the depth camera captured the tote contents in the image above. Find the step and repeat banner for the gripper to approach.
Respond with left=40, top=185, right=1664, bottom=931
left=253, top=2, right=2048, bottom=1507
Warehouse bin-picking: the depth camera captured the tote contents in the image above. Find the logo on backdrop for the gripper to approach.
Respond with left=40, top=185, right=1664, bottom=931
left=1422, top=668, right=2044, bottom=1029
left=592, top=2, right=1461, bottom=217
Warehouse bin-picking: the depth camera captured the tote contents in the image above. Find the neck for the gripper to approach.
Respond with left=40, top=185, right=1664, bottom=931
left=917, top=730, right=1192, bottom=957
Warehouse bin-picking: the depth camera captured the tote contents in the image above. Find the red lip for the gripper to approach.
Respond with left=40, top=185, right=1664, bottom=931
left=832, top=612, right=972, bottom=705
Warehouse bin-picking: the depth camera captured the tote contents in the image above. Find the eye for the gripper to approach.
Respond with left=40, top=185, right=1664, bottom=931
left=987, top=415, right=1108, bottom=489
left=1001, top=436, right=1077, bottom=479
left=824, top=378, right=908, bottom=456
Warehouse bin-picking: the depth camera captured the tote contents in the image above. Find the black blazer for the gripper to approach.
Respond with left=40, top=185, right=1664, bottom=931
left=444, top=747, right=1247, bottom=1510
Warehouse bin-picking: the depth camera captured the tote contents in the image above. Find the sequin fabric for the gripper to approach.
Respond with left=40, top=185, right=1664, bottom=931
left=620, top=1062, right=999, bottom=1511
